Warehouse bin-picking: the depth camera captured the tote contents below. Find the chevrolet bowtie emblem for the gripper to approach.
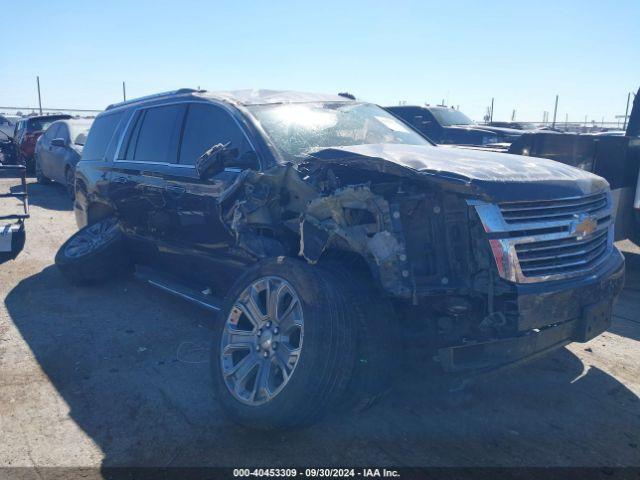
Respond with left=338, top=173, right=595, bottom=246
left=574, top=215, right=598, bottom=239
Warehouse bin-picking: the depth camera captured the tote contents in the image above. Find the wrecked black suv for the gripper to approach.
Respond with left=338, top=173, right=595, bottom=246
left=56, top=89, right=625, bottom=429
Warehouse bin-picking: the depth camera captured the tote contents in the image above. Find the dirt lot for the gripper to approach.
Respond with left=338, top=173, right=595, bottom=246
left=0, top=180, right=639, bottom=469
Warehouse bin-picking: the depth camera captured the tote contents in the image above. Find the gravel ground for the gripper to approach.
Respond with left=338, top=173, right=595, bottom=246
left=0, top=180, right=639, bottom=470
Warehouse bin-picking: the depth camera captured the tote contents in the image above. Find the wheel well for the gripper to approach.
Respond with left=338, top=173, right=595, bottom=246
left=86, top=202, right=115, bottom=225
left=315, top=249, right=378, bottom=286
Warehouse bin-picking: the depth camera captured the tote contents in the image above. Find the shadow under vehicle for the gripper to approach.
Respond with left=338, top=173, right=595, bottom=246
left=0, top=165, right=28, bottom=263
left=5, top=263, right=640, bottom=467
left=57, top=89, right=624, bottom=429
left=508, top=87, right=640, bottom=243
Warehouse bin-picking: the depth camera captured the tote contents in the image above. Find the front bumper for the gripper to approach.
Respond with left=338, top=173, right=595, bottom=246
left=438, top=249, right=625, bottom=372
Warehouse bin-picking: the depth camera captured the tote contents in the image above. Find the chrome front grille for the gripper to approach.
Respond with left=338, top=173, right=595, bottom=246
left=471, top=191, right=614, bottom=283
left=500, top=192, right=608, bottom=224
left=515, top=228, right=609, bottom=277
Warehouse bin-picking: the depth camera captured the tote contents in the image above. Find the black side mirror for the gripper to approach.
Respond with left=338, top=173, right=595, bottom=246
left=195, top=142, right=231, bottom=179
left=51, top=138, right=66, bottom=147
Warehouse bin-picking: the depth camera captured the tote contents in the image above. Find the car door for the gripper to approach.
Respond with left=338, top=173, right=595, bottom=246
left=109, top=103, right=186, bottom=242
left=38, top=123, right=59, bottom=177
left=49, top=122, right=70, bottom=183
left=157, top=102, right=261, bottom=286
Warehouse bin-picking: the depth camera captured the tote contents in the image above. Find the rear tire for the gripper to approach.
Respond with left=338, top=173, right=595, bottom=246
left=55, top=217, right=130, bottom=286
left=211, top=257, right=358, bottom=429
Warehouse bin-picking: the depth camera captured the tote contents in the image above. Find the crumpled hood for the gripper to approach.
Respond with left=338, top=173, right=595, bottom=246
left=308, top=143, right=609, bottom=202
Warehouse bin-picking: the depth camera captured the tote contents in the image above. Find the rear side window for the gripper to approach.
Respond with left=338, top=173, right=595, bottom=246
left=82, top=112, right=124, bottom=161
left=44, top=123, right=60, bottom=140
left=57, top=124, right=70, bottom=142
left=179, top=104, right=253, bottom=167
left=397, top=108, right=435, bottom=132
left=129, top=104, right=185, bottom=164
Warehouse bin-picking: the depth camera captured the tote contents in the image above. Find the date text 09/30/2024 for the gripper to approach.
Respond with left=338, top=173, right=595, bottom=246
left=233, top=468, right=401, bottom=478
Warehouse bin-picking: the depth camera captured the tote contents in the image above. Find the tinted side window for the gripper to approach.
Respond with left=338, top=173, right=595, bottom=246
left=132, top=104, right=185, bottom=164
left=82, top=112, right=124, bottom=161
left=47, top=123, right=61, bottom=140
left=122, top=111, right=144, bottom=160
left=57, top=124, right=70, bottom=142
left=179, top=104, right=254, bottom=167
left=395, top=108, right=434, bottom=132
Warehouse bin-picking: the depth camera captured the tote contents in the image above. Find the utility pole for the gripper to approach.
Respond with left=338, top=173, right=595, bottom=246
left=36, top=76, right=43, bottom=115
left=490, top=98, right=494, bottom=123
left=623, top=92, right=631, bottom=130
left=122, top=81, right=127, bottom=101
left=552, top=94, right=559, bottom=128
left=565, top=113, right=568, bottom=131
left=511, top=109, right=516, bottom=121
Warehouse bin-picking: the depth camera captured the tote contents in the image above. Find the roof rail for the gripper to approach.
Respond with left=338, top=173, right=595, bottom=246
left=106, top=88, right=203, bottom=111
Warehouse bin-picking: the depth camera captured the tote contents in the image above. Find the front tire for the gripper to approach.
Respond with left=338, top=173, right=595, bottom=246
left=65, top=167, right=75, bottom=200
left=55, top=217, right=130, bottom=285
left=211, top=258, right=358, bottom=429
left=35, top=155, right=50, bottom=184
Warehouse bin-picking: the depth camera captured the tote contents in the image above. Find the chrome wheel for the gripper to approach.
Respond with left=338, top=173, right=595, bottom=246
left=64, top=218, right=119, bottom=258
left=221, top=276, right=304, bottom=406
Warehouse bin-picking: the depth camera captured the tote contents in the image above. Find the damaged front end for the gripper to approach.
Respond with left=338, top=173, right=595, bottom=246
left=215, top=143, right=625, bottom=373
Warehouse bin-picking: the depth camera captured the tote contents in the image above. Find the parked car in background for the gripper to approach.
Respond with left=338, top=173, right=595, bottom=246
left=487, top=121, right=540, bottom=131
left=0, top=129, right=16, bottom=165
left=508, top=87, right=640, bottom=244
left=386, top=105, right=526, bottom=145
left=13, top=114, right=72, bottom=171
left=590, top=130, right=627, bottom=136
left=56, top=89, right=624, bottom=429
left=0, top=115, right=15, bottom=138
left=34, top=118, right=93, bottom=198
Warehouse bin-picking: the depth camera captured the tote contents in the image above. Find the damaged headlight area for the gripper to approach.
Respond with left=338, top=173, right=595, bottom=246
left=216, top=155, right=484, bottom=304
left=218, top=162, right=418, bottom=298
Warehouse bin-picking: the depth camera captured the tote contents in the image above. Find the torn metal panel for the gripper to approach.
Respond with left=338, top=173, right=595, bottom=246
left=220, top=164, right=319, bottom=259
left=299, top=185, right=412, bottom=298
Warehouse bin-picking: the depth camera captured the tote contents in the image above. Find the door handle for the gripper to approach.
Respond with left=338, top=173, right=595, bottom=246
left=165, top=184, right=186, bottom=194
left=113, top=176, right=128, bottom=183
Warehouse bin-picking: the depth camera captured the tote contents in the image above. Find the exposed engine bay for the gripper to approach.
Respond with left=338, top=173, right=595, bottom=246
left=214, top=150, right=547, bottom=353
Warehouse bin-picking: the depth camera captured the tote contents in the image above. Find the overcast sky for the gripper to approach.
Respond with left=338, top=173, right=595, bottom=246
left=1, top=0, right=638, bottom=123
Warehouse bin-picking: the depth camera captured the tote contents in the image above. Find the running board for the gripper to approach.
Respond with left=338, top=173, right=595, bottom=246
left=134, top=265, right=223, bottom=312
